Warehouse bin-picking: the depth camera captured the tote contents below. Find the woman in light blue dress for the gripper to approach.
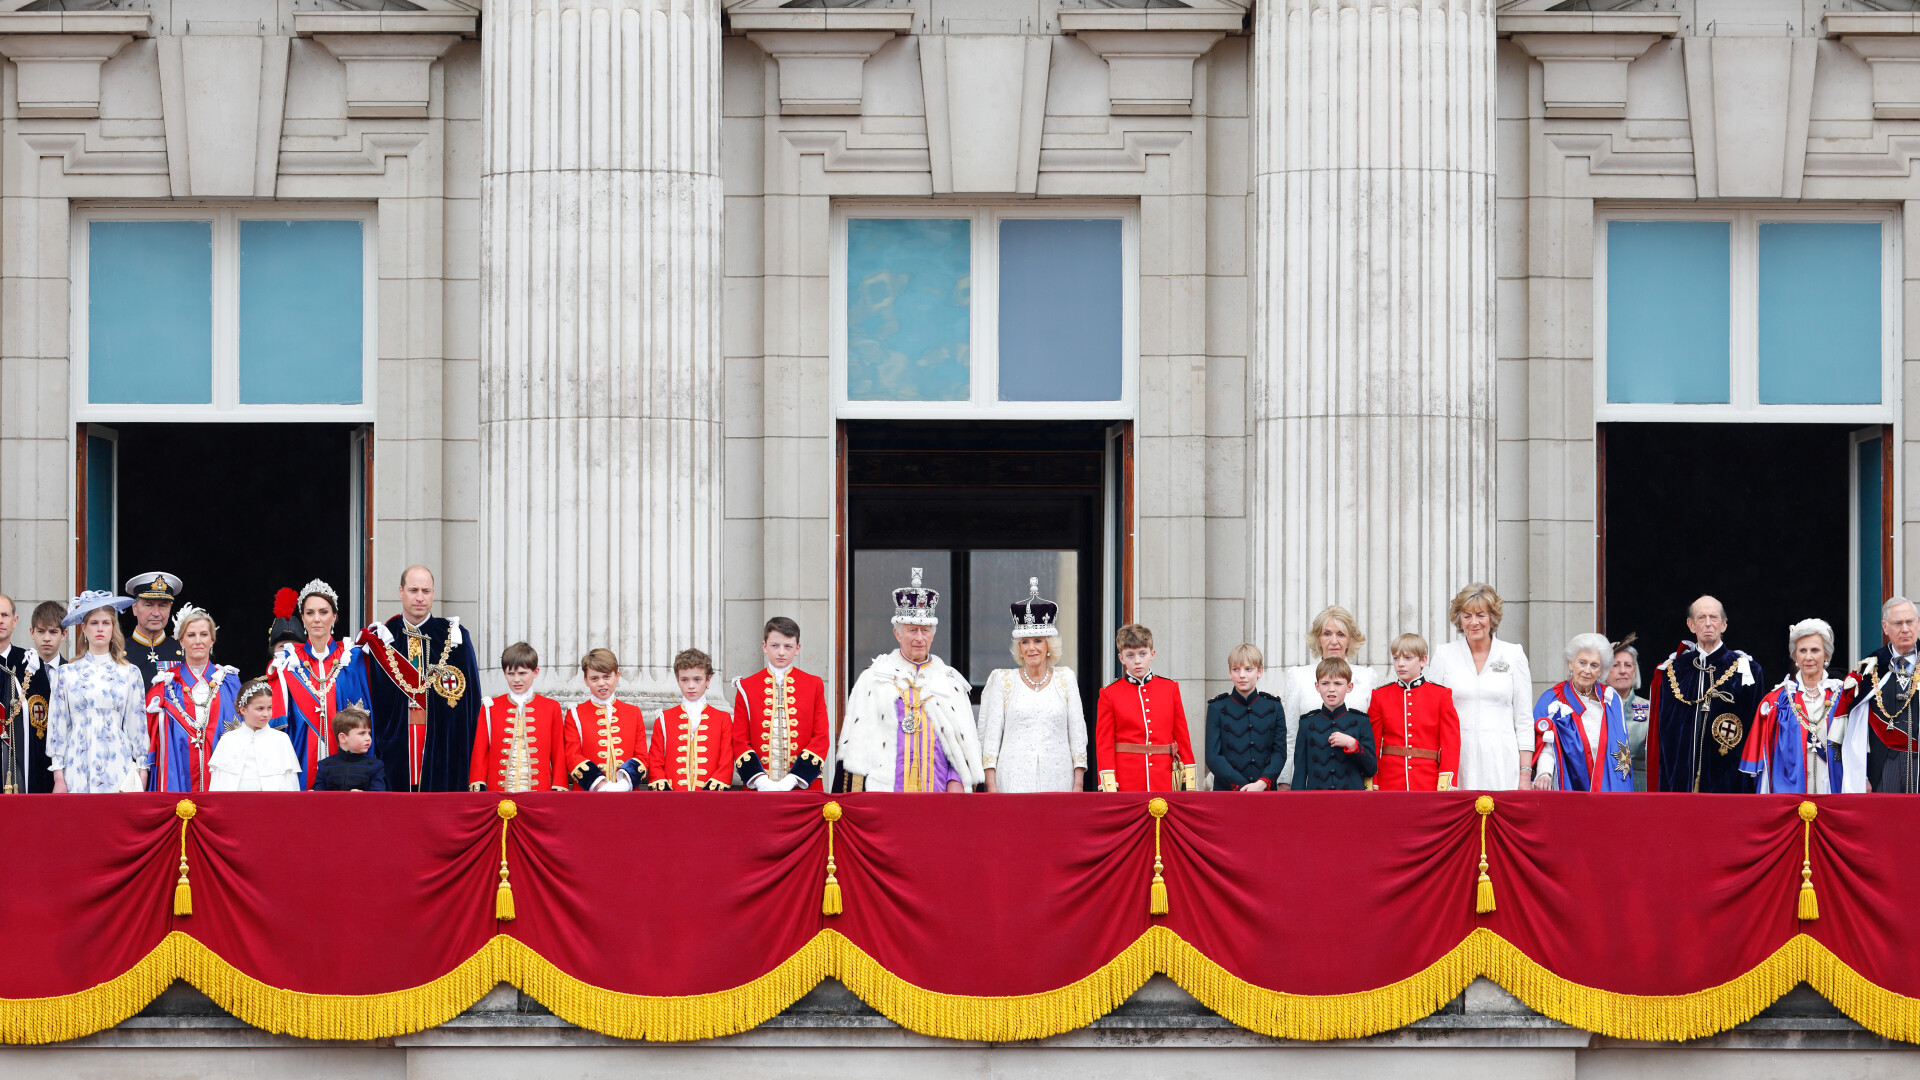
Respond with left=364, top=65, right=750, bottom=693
left=47, top=591, right=149, bottom=794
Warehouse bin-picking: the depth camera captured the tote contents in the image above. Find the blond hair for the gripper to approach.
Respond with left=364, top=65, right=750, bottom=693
left=1227, top=643, right=1264, bottom=670
left=1008, top=636, right=1064, bottom=664
left=1115, top=624, right=1154, bottom=651
left=1307, top=606, right=1365, bottom=660
left=1390, top=633, right=1429, bottom=659
left=1448, top=583, right=1504, bottom=633
left=80, top=608, right=129, bottom=666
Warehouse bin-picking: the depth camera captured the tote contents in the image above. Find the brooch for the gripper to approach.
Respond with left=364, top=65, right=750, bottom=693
left=1488, top=659, right=1510, bottom=673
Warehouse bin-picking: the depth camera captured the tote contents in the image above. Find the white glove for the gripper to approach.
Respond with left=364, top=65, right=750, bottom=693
left=592, top=771, right=633, bottom=793
left=748, top=773, right=776, bottom=792
left=780, top=773, right=807, bottom=791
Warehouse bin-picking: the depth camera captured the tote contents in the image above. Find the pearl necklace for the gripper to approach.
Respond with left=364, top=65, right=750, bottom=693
left=1020, top=666, right=1052, bottom=692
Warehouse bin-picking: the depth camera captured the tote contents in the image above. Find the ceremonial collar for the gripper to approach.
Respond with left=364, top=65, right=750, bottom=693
left=768, top=664, right=791, bottom=681
left=1230, top=688, right=1256, bottom=706
left=1317, top=702, right=1348, bottom=719
left=131, top=630, right=167, bottom=648
left=402, top=616, right=431, bottom=634
left=587, top=691, right=616, bottom=708
left=1690, top=641, right=1726, bottom=662
left=1396, top=676, right=1427, bottom=690
left=506, top=689, right=534, bottom=707
left=305, top=639, right=334, bottom=661
left=1124, top=671, right=1154, bottom=686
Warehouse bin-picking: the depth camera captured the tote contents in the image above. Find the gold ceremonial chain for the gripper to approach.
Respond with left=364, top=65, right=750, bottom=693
left=1794, top=683, right=1836, bottom=749
left=383, top=627, right=458, bottom=701
left=1872, top=668, right=1919, bottom=724
left=291, top=645, right=346, bottom=717
left=1669, top=655, right=1739, bottom=708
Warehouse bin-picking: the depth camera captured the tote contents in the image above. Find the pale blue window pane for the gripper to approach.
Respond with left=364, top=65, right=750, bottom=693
left=1606, top=221, right=1730, bottom=404
left=85, top=435, right=114, bottom=593
left=847, top=218, right=970, bottom=401
left=240, top=220, right=364, bottom=404
left=88, top=221, right=212, bottom=404
left=1859, top=435, right=1884, bottom=653
left=998, top=219, right=1122, bottom=402
left=1759, top=222, right=1882, bottom=405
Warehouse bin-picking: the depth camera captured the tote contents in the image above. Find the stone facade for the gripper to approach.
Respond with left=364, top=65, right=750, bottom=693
left=0, top=0, right=1915, bottom=737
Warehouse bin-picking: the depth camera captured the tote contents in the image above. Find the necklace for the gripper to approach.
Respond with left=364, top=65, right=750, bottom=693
left=293, top=642, right=345, bottom=714
left=1020, top=666, right=1052, bottom=692
left=1669, top=651, right=1739, bottom=707
left=1872, top=665, right=1919, bottom=724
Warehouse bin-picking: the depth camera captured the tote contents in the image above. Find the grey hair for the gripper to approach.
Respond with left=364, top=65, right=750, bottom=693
left=1788, top=618, right=1834, bottom=658
left=1884, top=597, right=1917, bottom=622
left=1565, top=632, right=1612, bottom=666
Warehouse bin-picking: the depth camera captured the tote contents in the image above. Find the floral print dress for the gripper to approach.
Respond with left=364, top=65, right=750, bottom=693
left=46, top=653, right=149, bottom=793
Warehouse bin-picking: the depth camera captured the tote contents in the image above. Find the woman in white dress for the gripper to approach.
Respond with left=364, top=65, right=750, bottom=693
left=47, top=591, right=149, bottom=794
left=1426, top=583, right=1534, bottom=790
left=979, top=579, right=1087, bottom=793
left=1261, top=605, right=1380, bottom=789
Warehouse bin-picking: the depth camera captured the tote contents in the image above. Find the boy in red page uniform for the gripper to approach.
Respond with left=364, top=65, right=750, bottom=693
left=1095, top=624, right=1195, bottom=792
left=1367, top=634, right=1460, bottom=791
left=470, top=642, right=576, bottom=793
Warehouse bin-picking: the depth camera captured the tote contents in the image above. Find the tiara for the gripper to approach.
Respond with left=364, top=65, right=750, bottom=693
left=297, top=578, right=340, bottom=609
left=172, top=604, right=213, bottom=637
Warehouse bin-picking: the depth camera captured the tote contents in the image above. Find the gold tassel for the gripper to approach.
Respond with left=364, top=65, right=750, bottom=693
left=1797, top=801, right=1819, bottom=922
left=1474, top=796, right=1496, bottom=915
left=495, top=800, right=517, bottom=922
left=1148, top=797, right=1169, bottom=917
left=822, top=802, right=844, bottom=916
left=173, top=800, right=196, bottom=917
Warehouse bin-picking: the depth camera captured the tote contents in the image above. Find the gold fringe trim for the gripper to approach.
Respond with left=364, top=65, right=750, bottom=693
left=3, top=930, right=1920, bottom=1046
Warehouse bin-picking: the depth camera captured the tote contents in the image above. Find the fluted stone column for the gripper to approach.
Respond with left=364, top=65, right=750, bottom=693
left=1249, top=0, right=1497, bottom=665
left=479, top=0, right=723, bottom=697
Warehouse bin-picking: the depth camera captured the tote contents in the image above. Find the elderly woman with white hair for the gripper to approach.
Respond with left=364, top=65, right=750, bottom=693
left=1262, top=605, right=1380, bottom=790
left=1427, top=584, right=1535, bottom=789
left=1740, top=618, right=1846, bottom=795
left=1529, top=632, right=1634, bottom=792
left=979, top=579, right=1087, bottom=793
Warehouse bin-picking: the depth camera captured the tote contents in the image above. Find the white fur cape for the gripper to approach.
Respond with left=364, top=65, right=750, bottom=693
left=838, top=651, right=983, bottom=790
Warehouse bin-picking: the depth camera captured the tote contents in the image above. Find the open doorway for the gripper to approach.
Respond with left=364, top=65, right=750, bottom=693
left=79, top=422, right=369, bottom=679
left=1601, top=422, right=1891, bottom=682
left=840, top=420, right=1120, bottom=788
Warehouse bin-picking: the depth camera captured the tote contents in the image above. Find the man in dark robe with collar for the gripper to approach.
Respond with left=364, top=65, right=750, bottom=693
left=357, top=565, right=481, bottom=792
left=1842, top=596, right=1920, bottom=793
left=123, top=572, right=185, bottom=686
left=0, top=594, right=27, bottom=793
left=1646, top=595, right=1762, bottom=793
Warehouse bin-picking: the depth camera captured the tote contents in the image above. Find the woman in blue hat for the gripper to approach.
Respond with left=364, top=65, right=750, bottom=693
left=47, top=591, right=148, bottom=793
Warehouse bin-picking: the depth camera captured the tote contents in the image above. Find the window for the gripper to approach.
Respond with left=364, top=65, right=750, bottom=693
left=73, top=207, right=376, bottom=420
left=833, top=204, right=1137, bottom=418
left=1595, top=209, right=1897, bottom=420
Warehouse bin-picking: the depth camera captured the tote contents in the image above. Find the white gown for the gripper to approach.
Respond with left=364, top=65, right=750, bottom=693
left=1426, top=637, right=1534, bottom=791
left=208, top=723, right=302, bottom=792
left=1260, top=662, right=1379, bottom=787
left=978, top=667, right=1088, bottom=792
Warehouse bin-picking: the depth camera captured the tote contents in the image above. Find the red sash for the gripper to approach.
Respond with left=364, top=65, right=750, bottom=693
left=276, top=647, right=341, bottom=783
left=153, top=668, right=220, bottom=793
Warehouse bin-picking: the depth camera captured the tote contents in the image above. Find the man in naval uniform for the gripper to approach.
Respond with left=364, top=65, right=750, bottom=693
left=836, top=568, right=983, bottom=793
left=356, top=565, right=482, bottom=792
left=124, top=572, right=185, bottom=686
left=1646, top=595, right=1762, bottom=793
left=1842, top=597, right=1920, bottom=793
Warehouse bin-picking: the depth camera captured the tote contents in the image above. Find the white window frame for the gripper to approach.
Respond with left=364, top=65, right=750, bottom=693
left=831, top=201, right=1139, bottom=420
left=71, top=204, right=378, bottom=423
left=1593, top=205, right=1900, bottom=424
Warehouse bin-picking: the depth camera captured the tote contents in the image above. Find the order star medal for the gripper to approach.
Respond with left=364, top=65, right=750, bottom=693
left=1612, top=742, right=1632, bottom=780
left=430, top=663, right=467, bottom=708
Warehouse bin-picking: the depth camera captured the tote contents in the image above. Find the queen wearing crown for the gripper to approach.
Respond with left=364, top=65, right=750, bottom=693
left=978, top=579, right=1087, bottom=793
left=837, top=568, right=983, bottom=793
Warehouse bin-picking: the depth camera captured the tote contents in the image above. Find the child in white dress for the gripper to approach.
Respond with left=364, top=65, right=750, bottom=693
left=209, top=679, right=302, bottom=792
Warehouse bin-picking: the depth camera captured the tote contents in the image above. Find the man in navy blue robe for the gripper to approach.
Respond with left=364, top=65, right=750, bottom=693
left=358, top=565, right=481, bottom=792
left=1646, top=595, right=1761, bottom=793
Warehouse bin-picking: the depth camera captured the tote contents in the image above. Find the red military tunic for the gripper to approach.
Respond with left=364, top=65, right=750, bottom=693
left=469, top=694, right=577, bottom=793
left=565, top=697, right=650, bottom=790
left=1366, top=677, right=1461, bottom=791
left=1095, top=674, right=1195, bottom=792
left=731, top=666, right=830, bottom=790
left=647, top=702, right=734, bottom=791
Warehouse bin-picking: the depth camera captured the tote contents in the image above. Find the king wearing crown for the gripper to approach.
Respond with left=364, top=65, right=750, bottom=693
left=836, top=568, right=983, bottom=792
